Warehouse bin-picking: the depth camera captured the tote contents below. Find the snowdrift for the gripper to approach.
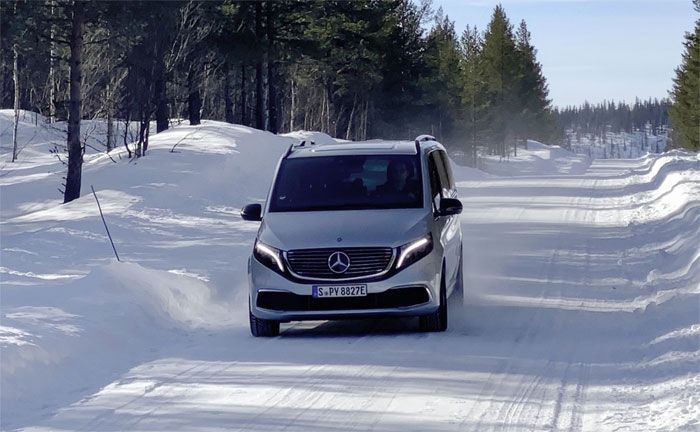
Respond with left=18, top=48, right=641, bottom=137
left=479, top=140, right=592, bottom=176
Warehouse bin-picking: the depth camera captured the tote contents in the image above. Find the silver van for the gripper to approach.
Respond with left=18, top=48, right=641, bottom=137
left=241, top=135, right=463, bottom=336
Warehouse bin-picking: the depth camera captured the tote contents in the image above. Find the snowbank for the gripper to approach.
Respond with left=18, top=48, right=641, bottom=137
left=0, top=109, right=144, bottom=162
left=1, top=260, right=243, bottom=428
left=280, top=130, right=340, bottom=145
left=480, top=139, right=591, bottom=176
left=566, top=129, right=669, bottom=159
left=2, top=118, right=294, bottom=426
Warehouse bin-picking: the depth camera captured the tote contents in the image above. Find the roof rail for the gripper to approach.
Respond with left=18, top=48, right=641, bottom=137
left=414, top=134, right=436, bottom=153
left=284, top=143, right=295, bottom=158
left=414, top=134, right=436, bottom=143
left=285, top=140, right=317, bottom=158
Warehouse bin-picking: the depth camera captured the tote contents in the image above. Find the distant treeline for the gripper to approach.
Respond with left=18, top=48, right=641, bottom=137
left=553, top=99, right=671, bottom=135
left=553, top=0, right=698, bottom=153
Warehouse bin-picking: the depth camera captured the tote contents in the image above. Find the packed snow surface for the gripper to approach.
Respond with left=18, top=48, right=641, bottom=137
left=1, top=110, right=699, bottom=431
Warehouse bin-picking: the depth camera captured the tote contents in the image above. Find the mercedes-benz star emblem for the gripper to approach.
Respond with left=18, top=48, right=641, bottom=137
left=328, top=251, right=351, bottom=273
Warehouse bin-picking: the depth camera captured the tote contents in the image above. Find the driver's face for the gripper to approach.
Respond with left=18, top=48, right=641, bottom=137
left=389, top=164, right=408, bottom=182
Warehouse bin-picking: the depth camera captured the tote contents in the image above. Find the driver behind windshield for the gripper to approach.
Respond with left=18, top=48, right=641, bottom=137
left=375, top=159, right=416, bottom=199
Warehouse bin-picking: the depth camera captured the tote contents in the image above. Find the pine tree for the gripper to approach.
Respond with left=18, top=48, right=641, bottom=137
left=479, top=5, right=520, bottom=156
left=459, top=25, right=485, bottom=165
left=422, top=8, right=463, bottom=141
left=373, top=0, right=429, bottom=139
left=669, top=1, right=699, bottom=151
left=514, top=20, right=554, bottom=145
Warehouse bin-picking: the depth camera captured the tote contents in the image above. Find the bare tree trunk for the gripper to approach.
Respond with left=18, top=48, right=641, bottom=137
left=105, top=50, right=113, bottom=152
left=106, top=109, right=113, bottom=152
left=123, top=113, right=132, bottom=158
left=334, top=106, right=345, bottom=138
left=135, top=113, right=144, bottom=157
left=12, top=44, right=19, bottom=162
left=48, top=0, right=57, bottom=123
left=144, top=114, right=150, bottom=154
left=254, top=1, right=264, bottom=130
left=326, top=88, right=332, bottom=135
left=290, top=78, right=295, bottom=131
left=155, top=70, right=168, bottom=132
left=267, top=62, right=277, bottom=133
left=224, top=64, right=234, bottom=124
left=187, top=65, right=201, bottom=126
left=319, top=89, right=325, bottom=132
left=239, top=64, right=247, bottom=125
left=358, top=100, right=365, bottom=141
left=345, top=95, right=357, bottom=141
left=254, top=64, right=264, bottom=129
left=136, top=109, right=152, bottom=156
left=64, top=0, right=85, bottom=203
left=471, top=90, right=476, bottom=166
left=364, top=101, right=368, bottom=140
left=303, top=103, right=308, bottom=130
left=266, top=1, right=277, bottom=133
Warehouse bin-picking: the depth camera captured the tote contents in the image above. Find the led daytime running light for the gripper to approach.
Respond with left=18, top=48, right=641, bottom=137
left=397, top=237, right=429, bottom=268
left=255, top=242, right=284, bottom=272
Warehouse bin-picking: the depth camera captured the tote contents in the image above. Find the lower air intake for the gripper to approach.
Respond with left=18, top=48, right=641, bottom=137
left=257, top=287, right=430, bottom=312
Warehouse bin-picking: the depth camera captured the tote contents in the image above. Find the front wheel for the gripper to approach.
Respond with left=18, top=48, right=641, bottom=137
left=249, top=310, right=280, bottom=337
left=451, top=246, right=464, bottom=306
left=419, top=271, right=448, bottom=332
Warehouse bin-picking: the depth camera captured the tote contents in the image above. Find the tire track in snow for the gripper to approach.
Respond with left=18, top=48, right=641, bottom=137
left=567, top=362, right=591, bottom=432
left=459, top=307, right=541, bottom=430
left=123, top=359, right=244, bottom=431
left=67, top=327, right=302, bottom=431
left=463, top=246, right=559, bottom=431
left=548, top=361, right=573, bottom=431
left=77, top=359, right=213, bottom=431
left=229, top=319, right=409, bottom=431
left=497, top=248, right=563, bottom=432
left=501, top=360, right=554, bottom=432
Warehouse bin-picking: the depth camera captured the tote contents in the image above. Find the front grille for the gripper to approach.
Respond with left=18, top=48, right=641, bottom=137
left=257, top=287, right=430, bottom=311
left=286, top=247, right=394, bottom=280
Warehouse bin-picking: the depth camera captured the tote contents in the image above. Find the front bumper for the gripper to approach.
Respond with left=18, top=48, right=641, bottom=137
left=248, top=252, right=442, bottom=322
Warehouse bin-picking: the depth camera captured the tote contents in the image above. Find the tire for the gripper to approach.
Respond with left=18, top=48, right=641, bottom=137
left=419, top=268, right=448, bottom=332
left=249, top=310, right=280, bottom=337
left=451, top=246, right=464, bottom=306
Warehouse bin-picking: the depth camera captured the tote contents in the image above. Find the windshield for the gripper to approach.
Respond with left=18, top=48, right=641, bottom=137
left=269, top=154, right=423, bottom=212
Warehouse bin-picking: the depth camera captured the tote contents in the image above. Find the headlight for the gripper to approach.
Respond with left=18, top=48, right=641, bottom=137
left=396, top=234, right=433, bottom=270
left=253, top=240, right=285, bottom=274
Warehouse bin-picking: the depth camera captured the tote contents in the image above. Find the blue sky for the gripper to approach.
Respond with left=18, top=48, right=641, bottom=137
left=434, top=0, right=697, bottom=107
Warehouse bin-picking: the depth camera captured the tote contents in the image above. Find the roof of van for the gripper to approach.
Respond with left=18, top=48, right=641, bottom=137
left=286, top=139, right=441, bottom=159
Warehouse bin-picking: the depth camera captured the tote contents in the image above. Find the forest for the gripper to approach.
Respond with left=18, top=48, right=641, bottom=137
left=1, top=0, right=698, bottom=203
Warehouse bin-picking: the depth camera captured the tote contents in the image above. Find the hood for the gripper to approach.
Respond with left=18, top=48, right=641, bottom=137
left=258, top=208, right=430, bottom=250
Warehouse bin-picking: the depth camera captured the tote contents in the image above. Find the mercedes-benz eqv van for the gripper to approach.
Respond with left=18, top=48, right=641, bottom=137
left=241, top=135, right=463, bottom=337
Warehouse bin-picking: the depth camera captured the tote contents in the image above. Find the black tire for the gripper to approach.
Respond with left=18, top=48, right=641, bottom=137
left=419, top=268, right=448, bottom=332
left=451, top=246, right=464, bottom=306
left=249, top=310, right=280, bottom=337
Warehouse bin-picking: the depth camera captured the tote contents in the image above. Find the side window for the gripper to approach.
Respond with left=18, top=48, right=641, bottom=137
left=432, top=151, right=450, bottom=196
left=427, top=153, right=442, bottom=209
left=437, top=150, right=455, bottom=190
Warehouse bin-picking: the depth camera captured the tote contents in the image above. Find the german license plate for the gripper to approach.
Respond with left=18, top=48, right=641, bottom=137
left=312, top=284, right=367, bottom=298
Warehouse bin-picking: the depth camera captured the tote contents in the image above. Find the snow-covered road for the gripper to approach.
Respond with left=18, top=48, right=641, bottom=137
left=1, top=113, right=698, bottom=431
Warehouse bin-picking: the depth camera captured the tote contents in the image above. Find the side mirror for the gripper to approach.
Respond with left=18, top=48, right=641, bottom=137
left=436, top=198, right=462, bottom=217
left=241, top=203, right=262, bottom=221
